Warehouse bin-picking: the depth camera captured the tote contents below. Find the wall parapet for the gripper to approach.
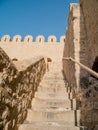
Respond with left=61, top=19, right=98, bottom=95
left=0, top=47, right=46, bottom=130
left=0, top=35, right=65, bottom=43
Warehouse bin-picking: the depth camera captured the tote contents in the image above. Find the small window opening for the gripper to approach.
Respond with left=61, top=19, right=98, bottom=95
left=39, top=38, right=41, bottom=42
left=51, top=39, right=53, bottom=42
left=12, top=58, right=18, bottom=61
left=27, top=38, right=30, bottom=42
left=92, top=56, right=98, bottom=73
left=64, top=39, right=65, bottom=42
left=16, top=38, right=18, bottom=42
left=4, top=38, right=7, bottom=41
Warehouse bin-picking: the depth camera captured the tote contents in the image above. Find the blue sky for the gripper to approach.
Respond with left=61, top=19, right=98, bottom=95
left=0, top=0, right=78, bottom=41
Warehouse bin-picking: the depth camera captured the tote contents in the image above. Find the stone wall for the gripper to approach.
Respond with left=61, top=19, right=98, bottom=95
left=63, top=1, right=98, bottom=129
left=0, top=35, right=65, bottom=62
left=0, top=47, right=46, bottom=130
left=80, top=0, right=98, bottom=69
left=79, top=0, right=98, bottom=129
left=63, top=3, right=85, bottom=91
left=63, top=4, right=76, bottom=90
left=63, top=1, right=97, bottom=90
left=78, top=81, right=98, bottom=129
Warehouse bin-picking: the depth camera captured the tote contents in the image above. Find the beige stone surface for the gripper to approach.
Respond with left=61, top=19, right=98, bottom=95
left=63, top=1, right=98, bottom=129
left=0, top=47, right=46, bottom=130
left=0, top=35, right=65, bottom=62
left=80, top=0, right=98, bottom=68
left=63, top=3, right=81, bottom=89
left=18, top=62, right=83, bottom=130
left=0, top=0, right=98, bottom=130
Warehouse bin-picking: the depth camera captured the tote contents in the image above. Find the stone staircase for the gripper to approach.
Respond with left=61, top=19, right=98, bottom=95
left=18, top=62, right=86, bottom=130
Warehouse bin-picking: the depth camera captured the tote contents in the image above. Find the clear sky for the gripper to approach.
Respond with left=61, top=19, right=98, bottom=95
left=0, top=0, right=78, bottom=41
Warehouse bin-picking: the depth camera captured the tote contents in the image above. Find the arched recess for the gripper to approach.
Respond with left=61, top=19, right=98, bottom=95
left=92, top=56, right=98, bottom=73
left=36, top=35, right=45, bottom=43
left=60, top=36, right=65, bottom=43
left=24, top=35, right=33, bottom=43
left=48, top=36, right=57, bottom=43
left=13, top=35, right=22, bottom=42
left=1, top=35, right=11, bottom=42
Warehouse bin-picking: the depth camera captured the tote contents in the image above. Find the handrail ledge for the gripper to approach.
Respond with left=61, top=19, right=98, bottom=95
left=63, top=57, right=98, bottom=79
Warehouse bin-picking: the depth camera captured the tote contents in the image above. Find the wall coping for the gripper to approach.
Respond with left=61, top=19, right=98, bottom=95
left=0, top=35, right=65, bottom=43
left=14, top=56, right=45, bottom=72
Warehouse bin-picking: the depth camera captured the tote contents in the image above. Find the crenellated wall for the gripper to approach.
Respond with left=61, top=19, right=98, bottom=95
left=0, top=35, right=65, bottom=62
left=0, top=35, right=65, bottom=43
left=0, top=47, right=46, bottom=130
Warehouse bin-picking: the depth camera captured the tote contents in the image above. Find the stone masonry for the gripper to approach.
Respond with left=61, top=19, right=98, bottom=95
left=63, top=1, right=98, bottom=129
left=0, top=47, right=46, bottom=130
left=0, top=35, right=65, bottom=62
left=0, top=0, right=98, bottom=130
left=63, top=3, right=88, bottom=91
left=18, top=62, right=87, bottom=130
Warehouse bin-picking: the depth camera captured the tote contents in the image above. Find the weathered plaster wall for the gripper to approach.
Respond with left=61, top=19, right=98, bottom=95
left=0, top=47, right=46, bottom=130
left=79, top=0, right=98, bottom=129
left=0, top=35, right=65, bottom=62
left=80, top=0, right=98, bottom=69
left=63, top=1, right=98, bottom=129
left=80, top=84, right=98, bottom=129
left=63, top=3, right=91, bottom=90
left=63, top=4, right=76, bottom=90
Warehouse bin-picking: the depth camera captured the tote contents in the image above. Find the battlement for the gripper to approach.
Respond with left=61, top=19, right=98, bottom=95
left=0, top=35, right=65, bottom=43
left=0, top=35, right=65, bottom=61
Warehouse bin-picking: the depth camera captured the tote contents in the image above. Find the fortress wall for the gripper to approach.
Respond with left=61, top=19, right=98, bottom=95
left=63, top=4, right=75, bottom=89
left=0, top=47, right=46, bottom=130
left=63, top=3, right=90, bottom=90
left=63, top=1, right=98, bottom=129
left=80, top=0, right=98, bottom=69
left=63, top=4, right=82, bottom=90
left=0, top=35, right=65, bottom=62
left=79, top=0, right=98, bottom=129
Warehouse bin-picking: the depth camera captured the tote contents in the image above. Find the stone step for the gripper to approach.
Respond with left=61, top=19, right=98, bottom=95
left=38, top=85, right=66, bottom=90
left=41, top=78, right=67, bottom=87
left=38, top=83, right=71, bottom=93
left=37, top=86, right=66, bottom=93
left=41, top=76, right=66, bottom=81
left=44, top=71, right=64, bottom=76
left=43, top=73, right=65, bottom=78
left=18, top=122, right=82, bottom=130
left=26, top=109, right=80, bottom=125
left=31, top=98, right=77, bottom=110
left=35, top=91, right=73, bottom=100
left=36, top=92, right=68, bottom=98
left=37, top=85, right=71, bottom=93
left=33, top=96, right=68, bottom=103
